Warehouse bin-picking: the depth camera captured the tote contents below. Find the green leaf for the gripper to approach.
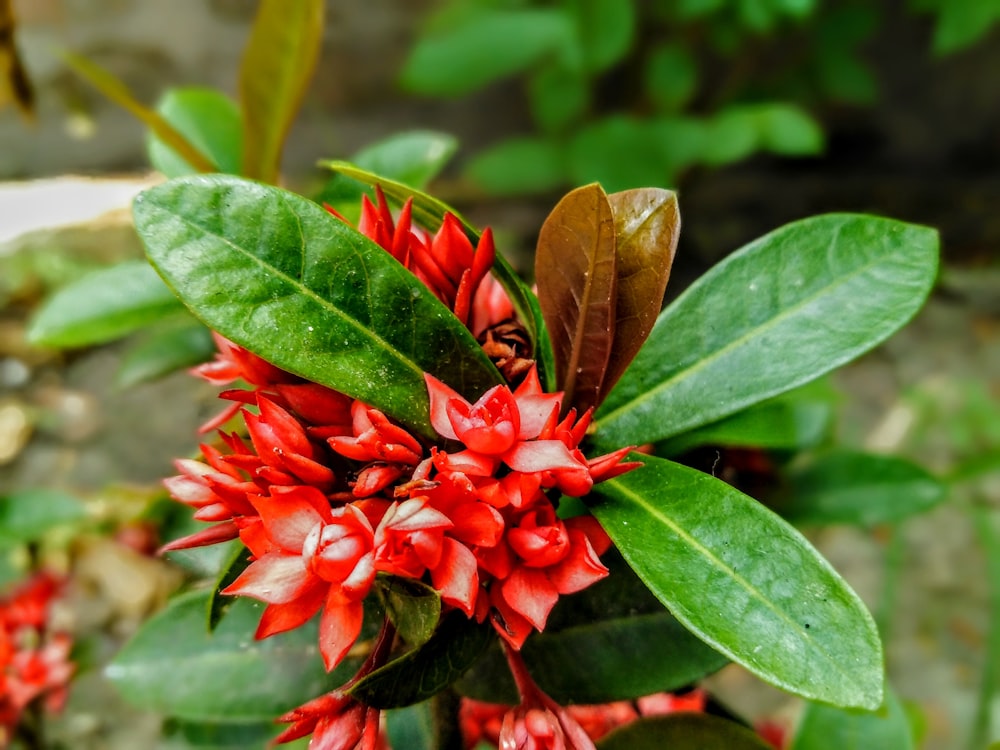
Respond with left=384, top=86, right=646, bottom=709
left=929, top=0, right=1000, bottom=54
left=466, top=137, right=567, bottom=196
left=457, top=611, right=727, bottom=705
left=352, top=131, right=459, bottom=189
left=133, top=175, right=500, bottom=435
left=318, top=161, right=557, bottom=390
left=603, top=188, right=680, bottom=397
left=645, top=43, right=699, bottom=113
left=385, top=701, right=435, bottom=750
left=116, top=318, right=215, bottom=388
left=239, top=0, right=324, bottom=183
left=161, top=718, right=285, bottom=749
left=348, top=611, right=493, bottom=709
left=590, top=454, right=884, bottom=708
left=656, top=382, right=834, bottom=455
left=208, top=544, right=253, bottom=631
left=0, top=489, right=86, bottom=544
left=27, top=260, right=184, bottom=348
left=107, top=591, right=351, bottom=721
left=598, top=713, right=774, bottom=749
left=374, top=576, right=442, bottom=648
left=63, top=52, right=216, bottom=173
left=568, top=0, right=636, bottom=73
left=791, top=686, right=913, bottom=750
left=701, top=106, right=759, bottom=166
left=148, top=88, right=243, bottom=178
left=568, top=116, right=673, bottom=192
left=758, top=103, right=824, bottom=156
left=595, top=214, right=939, bottom=448
left=528, top=60, right=590, bottom=133
left=400, top=9, right=572, bottom=96
left=783, top=451, right=947, bottom=527
left=535, top=183, right=617, bottom=413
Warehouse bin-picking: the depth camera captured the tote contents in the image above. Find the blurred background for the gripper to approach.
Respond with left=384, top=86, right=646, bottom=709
left=0, top=1, right=998, bottom=748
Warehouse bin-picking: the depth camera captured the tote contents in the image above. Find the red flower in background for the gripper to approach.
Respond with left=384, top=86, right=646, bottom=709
left=0, top=572, right=74, bottom=741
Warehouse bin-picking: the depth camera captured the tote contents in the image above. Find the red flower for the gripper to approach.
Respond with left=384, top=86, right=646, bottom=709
left=273, top=690, right=383, bottom=750
left=222, top=486, right=379, bottom=670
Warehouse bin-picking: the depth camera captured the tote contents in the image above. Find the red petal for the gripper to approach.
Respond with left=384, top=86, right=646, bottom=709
left=505, top=440, right=583, bottom=474
left=424, top=373, right=461, bottom=440
left=500, top=567, right=558, bottom=631
left=223, top=551, right=314, bottom=603
left=255, top=580, right=327, bottom=638
left=250, top=486, right=329, bottom=552
left=431, top=537, right=479, bottom=616
left=547, top=529, right=609, bottom=594
left=318, top=595, right=365, bottom=671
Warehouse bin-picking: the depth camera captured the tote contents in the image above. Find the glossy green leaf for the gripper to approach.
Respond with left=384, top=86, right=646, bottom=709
left=318, top=161, right=556, bottom=389
left=458, top=611, right=727, bottom=705
left=62, top=52, right=217, bottom=173
left=598, top=713, right=773, bottom=750
left=116, top=319, right=215, bottom=388
left=466, top=137, right=567, bottom=196
left=791, top=686, right=913, bottom=750
left=208, top=544, right=253, bottom=631
left=352, top=131, right=458, bottom=190
left=148, top=87, right=243, bottom=178
left=595, top=214, right=939, bottom=449
left=0, top=489, right=86, bottom=544
left=459, top=549, right=726, bottom=704
left=569, top=0, right=636, bottom=72
left=375, top=576, right=441, bottom=648
left=536, top=183, right=617, bottom=413
left=603, top=188, right=679, bottom=397
left=783, top=451, right=947, bottom=527
left=27, top=260, right=184, bottom=348
left=348, top=611, right=493, bottom=709
left=400, top=8, right=572, bottom=96
left=590, top=454, right=884, bottom=708
left=133, top=175, right=500, bottom=435
left=239, top=0, right=323, bottom=183
left=161, top=718, right=285, bottom=749
left=656, top=382, right=834, bottom=455
left=107, top=591, right=350, bottom=721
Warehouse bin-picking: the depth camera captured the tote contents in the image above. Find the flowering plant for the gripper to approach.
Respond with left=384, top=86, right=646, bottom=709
left=19, top=2, right=941, bottom=747
left=104, top=157, right=935, bottom=748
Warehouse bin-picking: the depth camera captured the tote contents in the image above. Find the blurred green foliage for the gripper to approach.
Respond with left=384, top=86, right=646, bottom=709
left=401, top=0, right=998, bottom=194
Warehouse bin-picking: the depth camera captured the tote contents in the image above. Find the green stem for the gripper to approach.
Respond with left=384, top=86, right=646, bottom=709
left=875, top=523, right=906, bottom=640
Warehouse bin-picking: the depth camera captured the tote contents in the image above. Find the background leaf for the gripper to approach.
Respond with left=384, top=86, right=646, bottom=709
left=781, top=450, right=947, bottom=527
left=147, top=87, right=243, bottom=178
left=0, top=489, right=86, bottom=545
left=568, top=0, right=637, bottom=73
left=603, top=188, right=679, bottom=396
left=400, top=8, right=572, bottom=96
left=239, top=0, right=323, bottom=183
left=63, top=52, right=216, bottom=173
left=590, top=454, right=884, bottom=709
left=115, top=319, right=215, bottom=388
left=348, top=611, right=493, bottom=709
left=790, top=685, right=914, bottom=750
left=466, top=137, right=567, bottom=196
left=598, top=713, right=774, bottom=749
left=134, top=175, right=500, bottom=435
left=535, top=183, right=617, bottom=413
left=107, top=591, right=351, bottom=721
left=384, top=701, right=435, bottom=750
left=27, top=259, right=185, bottom=348
left=595, top=214, right=939, bottom=449
left=351, top=130, right=459, bottom=189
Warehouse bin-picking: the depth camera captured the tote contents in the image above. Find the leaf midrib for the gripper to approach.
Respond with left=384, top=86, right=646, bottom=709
left=597, top=235, right=920, bottom=432
left=602, top=475, right=874, bottom=700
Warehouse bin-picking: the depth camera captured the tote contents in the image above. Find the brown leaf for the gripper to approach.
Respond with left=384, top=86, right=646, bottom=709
left=603, top=188, right=680, bottom=396
left=535, top=183, right=617, bottom=414
left=240, top=0, right=324, bottom=184
left=0, top=0, right=34, bottom=120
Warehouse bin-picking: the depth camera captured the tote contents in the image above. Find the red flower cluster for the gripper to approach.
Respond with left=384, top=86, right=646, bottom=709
left=0, top=572, right=74, bottom=742
left=161, top=191, right=638, bottom=745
